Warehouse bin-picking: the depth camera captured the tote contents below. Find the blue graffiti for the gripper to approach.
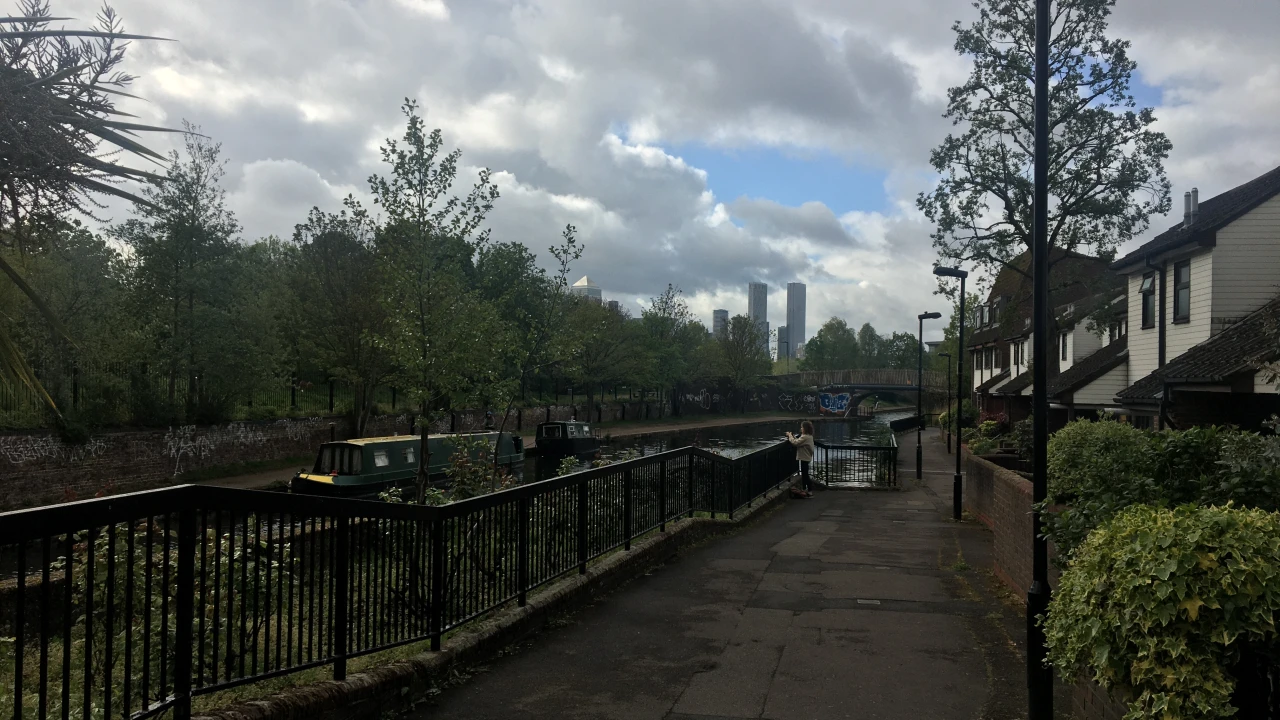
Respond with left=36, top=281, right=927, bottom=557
left=819, top=392, right=851, bottom=414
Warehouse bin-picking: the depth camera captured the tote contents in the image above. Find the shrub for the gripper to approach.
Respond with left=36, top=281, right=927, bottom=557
left=1044, top=504, right=1280, bottom=720
left=1009, top=418, right=1033, bottom=460
left=977, top=419, right=1003, bottom=439
left=937, top=399, right=977, bottom=430
left=968, top=437, right=998, bottom=455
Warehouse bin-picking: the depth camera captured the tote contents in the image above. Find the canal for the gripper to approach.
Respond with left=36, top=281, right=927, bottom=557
left=527, top=410, right=911, bottom=479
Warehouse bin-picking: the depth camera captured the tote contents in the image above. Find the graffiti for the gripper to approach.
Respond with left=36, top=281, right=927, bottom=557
left=0, top=434, right=109, bottom=465
left=819, top=392, right=852, bottom=415
left=164, top=422, right=273, bottom=476
left=777, top=393, right=818, bottom=413
left=683, top=390, right=713, bottom=410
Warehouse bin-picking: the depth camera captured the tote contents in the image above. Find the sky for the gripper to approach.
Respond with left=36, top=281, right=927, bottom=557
left=53, top=0, right=1280, bottom=346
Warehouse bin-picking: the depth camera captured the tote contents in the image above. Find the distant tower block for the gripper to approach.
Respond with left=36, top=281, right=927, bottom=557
left=572, top=275, right=603, bottom=303
left=712, top=309, right=728, bottom=335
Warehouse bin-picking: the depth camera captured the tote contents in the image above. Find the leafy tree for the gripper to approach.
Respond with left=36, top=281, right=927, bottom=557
left=1, top=0, right=173, bottom=411
left=111, top=128, right=241, bottom=420
left=856, top=322, right=881, bottom=368
left=918, top=0, right=1172, bottom=292
left=290, top=204, right=392, bottom=435
left=640, top=284, right=705, bottom=400
left=709, top=314, right=770, bottom=408
left=566, top=298, right=643, bottom=406
left=798, top=317, right=859, bottom=371
left=880, top=331, right=921, bottom=370
left=368, top=99, right=502, bottom=497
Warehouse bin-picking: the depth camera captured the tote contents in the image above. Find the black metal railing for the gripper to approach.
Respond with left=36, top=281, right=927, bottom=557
left=816, top=434, right=898, bottom=488
left=0, top=441, right=796, bottom=720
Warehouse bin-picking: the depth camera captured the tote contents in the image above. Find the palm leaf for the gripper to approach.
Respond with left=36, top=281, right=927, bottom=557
left=0, top=254, right=73, bottom=345
left=82, top=123, right=169, bottom=162
left=0, top=16, right=73, bottom=22
left=0, top=29, right=171, bottom=41
left=72, top=175, right=157, bottom=210
left=24, top=62, right=92, bottom=88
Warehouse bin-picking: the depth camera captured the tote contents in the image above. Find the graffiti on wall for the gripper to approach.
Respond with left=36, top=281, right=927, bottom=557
left=777, top=393, right=818, bottom=413
left=818, top=392, right=852, bottom=415
left=0, top=434, right=110, bottom=465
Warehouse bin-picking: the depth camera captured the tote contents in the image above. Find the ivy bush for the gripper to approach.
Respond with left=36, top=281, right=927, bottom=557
left=1044, top=504, right=1280, bottom=720
left=1040, top=420, right=1280, bottom=562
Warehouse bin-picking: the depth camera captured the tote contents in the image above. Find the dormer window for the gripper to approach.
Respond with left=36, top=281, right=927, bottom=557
left=1140, top=273, right=1156, bottom=329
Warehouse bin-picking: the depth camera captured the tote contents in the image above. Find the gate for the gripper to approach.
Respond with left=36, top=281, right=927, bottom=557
left=816, top=435, right=898, bottom=488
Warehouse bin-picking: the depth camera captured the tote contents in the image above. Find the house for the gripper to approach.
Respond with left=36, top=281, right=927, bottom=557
left=1109, top=164, right=1280, bottom=429
left=968, top=249, right=1120, bottom=424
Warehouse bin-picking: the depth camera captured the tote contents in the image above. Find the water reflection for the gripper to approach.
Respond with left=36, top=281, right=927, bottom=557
left=525, top=410, right=911, bottom=480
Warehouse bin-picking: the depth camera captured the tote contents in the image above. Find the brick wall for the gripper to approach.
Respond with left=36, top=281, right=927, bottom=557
left=963, top=450, right=1133, bottom=719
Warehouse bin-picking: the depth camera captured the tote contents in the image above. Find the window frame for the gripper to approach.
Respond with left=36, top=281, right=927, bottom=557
left=1140, top=272, right=1156, bottom=329
left=1060, top=332, right=1068, bottom=361
left=1172, top=260, right=1191, bottom=323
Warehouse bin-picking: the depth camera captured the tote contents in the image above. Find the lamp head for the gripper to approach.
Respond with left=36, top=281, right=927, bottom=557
left=919, top=312, right=943, bottom=320
left=938, top=352, right=951, bottom=359
left=933, top=266, right=968, bottom=279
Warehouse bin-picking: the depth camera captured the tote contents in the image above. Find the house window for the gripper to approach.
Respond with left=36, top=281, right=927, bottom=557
left=1140, top=273, right=1156, bottom=328
left=985, top=347, right=993, bottom=370
left=1173, top=260, right=1191, bottom=323
left=1013, top=341, right=1021, bottom=366
left=1060, top=333, right=1068, bottom=361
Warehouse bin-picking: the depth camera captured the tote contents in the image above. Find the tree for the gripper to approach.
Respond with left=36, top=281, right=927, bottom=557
left=369, top=99, right=502, bottom=498
left=640, top=284, right=705, bottom=401
left=880, top=332, right=921, bottom=370
left=1, top=0, right=174, bottom=412
left=712, top=314, right=770, bottom=408
left=290, top=204, right=392, bottom=436
left=918, top=0, right=1171, bottom=293
left=111, top=128, right=241, bottom=420
left=798, top=317, right=859, bottom=371
left=565, top=298, right=643, bottom=405
left=856, top=323, right=882, bottom=369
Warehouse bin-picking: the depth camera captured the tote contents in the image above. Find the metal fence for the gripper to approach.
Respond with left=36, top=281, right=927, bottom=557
left=0, top=441, right=796, bottom=720
left=815, top=435, right=899, bottom=488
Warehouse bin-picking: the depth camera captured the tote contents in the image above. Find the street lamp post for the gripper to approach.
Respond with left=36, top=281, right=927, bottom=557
left=1029, top=0, right=1054, bottom=715
left=916, top=312, right=942, bottom=480
left=933, top=266, right=968, bottom=521
left=938, top=352, right=952, bottom=453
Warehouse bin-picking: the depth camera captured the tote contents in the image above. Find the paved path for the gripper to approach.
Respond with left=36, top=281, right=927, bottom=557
left=409, top=432, right=1044, bottom=719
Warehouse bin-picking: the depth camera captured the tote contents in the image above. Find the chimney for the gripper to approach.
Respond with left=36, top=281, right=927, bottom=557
left=1191, top=187, right=1200, bottom=224
left=1183, top=191, right=1192, bottom=228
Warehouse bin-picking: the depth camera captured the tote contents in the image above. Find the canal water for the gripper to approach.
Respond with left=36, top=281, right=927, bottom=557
left=525, top=410, right=911, bottom=480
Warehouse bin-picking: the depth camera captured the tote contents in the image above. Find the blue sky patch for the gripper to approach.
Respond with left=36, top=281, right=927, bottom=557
left=665, top=143, right=890, bottom=217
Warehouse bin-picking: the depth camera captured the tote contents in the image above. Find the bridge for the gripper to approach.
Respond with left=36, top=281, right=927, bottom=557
left=771, top=368, right=949, bottom=391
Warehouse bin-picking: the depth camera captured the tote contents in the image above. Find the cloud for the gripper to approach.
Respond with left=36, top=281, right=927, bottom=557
left=51, top=0, right=1280, bottom=343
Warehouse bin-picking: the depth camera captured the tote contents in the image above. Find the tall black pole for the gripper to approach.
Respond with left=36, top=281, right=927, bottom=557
left=945, top=355, right=952, bottom=453
left=1028, top=0, right=1054, bottom=715
left=954, top=276, right=965, bottom=520
left=916, top=315, right=924, bottom=480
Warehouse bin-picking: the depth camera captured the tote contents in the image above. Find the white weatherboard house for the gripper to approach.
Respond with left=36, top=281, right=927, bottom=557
left=1109, top=164, right=1280, bottom=429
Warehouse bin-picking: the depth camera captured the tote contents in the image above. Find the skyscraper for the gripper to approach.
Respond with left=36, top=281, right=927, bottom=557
left=747, top=282, right=768, bottom=353
left=777, top=325, right=788, bottom=359
left=571, top=276, right=602, bottom=302
left=712, top=309, right=728, bottom=335
left=785, top=282, right=806, bottom=359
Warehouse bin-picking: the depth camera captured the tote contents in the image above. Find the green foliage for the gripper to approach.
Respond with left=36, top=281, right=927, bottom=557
left=977, top=420, right=1002, bottom=439
left=1009, top=418, right=1033, bottom=460
left=798, top=317, right=858, bottom=371
left=1042, top=420, right=1280, bottom=562
left=968, top=437, right=998, bottom=455
left=1044, top=504, right=1280, bottom=720
left=919, top=0, right=1172, bottom=298
left=936, top=399, right=977, bottom=431
left=556, top=455, right=578, bottom=477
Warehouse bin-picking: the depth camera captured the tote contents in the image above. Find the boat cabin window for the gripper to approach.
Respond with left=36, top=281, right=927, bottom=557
left=373, top=450, right=390, bottom=467
left=582, top=425, right=590, bottom=435
left=567, top=425, right=577, bottom=438
left=316, top=446, right=363, bottom=475
left=543, top=426, right=562, bottom=439
left=403, top=447, right=415, bottom=464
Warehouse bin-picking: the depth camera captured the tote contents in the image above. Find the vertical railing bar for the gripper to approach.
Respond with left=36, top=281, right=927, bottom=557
left=306, top=516, right=316, bottom=664
left=173, top=508, right=195, bottom=720
left=659, top=459, right=668, bottom=532
left=39, top=535, right=50, bottom=720
left=263, top=514, right=273, bottom=674
left=160, top=513, right=172, bottom=699
left=250, top=514, right=261, bottom=677
left=274, top=514, right=284, bottom=671
left=238, top=512, right=248, bottom=679
left=211, top=510, right=223, bottom=686
left=61, top=532, right=72, bottom=720
left=197, top=510, right=208, bottom=689
left=14, top=540, right=26, bottom=720
left=576, top=479, right=588, bottom=575
left=83, top=527, right=95, bottom=720
left=123, top=522, right=135, bottom=719
left=623, top=468, right=633, bottom=551
left=332, top=514, right=349, bottom=681
left=430, top=516, right=444, bottom=652
left=286, top=514, right=296, bottom=669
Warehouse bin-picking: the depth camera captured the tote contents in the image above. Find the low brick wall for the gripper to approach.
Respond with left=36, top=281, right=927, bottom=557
left=193, top=483, right=792, bottom=720
left=962, top=450, right=1130, bottom=718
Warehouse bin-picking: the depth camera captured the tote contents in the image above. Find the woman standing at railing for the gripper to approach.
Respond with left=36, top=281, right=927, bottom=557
left=786, top=421, right=816, bottom=498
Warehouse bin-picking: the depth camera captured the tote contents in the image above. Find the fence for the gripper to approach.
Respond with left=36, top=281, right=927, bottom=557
left=0, top=440, right=796, bottom=720
left=815, top=434, right=899, bottom=488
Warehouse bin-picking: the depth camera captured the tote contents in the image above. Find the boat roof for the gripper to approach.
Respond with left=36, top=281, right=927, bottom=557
left=335, top=432, right=502, bottom=446
left=539, top=420, right=589, bottom=425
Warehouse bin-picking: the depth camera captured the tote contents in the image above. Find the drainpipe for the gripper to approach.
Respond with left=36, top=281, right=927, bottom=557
left=1145, top=256, right=1167, bottom=367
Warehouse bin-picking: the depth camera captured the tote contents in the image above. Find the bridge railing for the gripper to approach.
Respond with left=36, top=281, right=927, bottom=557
left=771, top=369, right=948, bottom=390
left=0, top=442, right=796, bottom=720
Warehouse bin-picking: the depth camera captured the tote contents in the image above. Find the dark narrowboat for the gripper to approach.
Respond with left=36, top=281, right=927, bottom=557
left=290, top=432, right=524, bottom=496
left=535, top=420, right=600, bottom=460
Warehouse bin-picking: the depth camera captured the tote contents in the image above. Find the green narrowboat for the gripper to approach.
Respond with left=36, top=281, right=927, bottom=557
left=290, top=432, right=525, bottom=496
left=535, top=420, right=600, bottom=460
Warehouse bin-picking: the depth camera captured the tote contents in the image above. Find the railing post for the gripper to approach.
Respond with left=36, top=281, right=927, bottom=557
left=624, top=468, right=633, bottom=550
left=173, top=508, right=196, bottom=720
left=577, top=479, right=588, bottom=574
left=728, top=465, right=736, bottom=520
left=333, top=515, right=350, bottom=677
left=518, top=498, right=530, bottom=606
left=430, top=517, right=445, bottom=651
left=710, top=463, right=717, bottom=520
left=687, top=451, right=695, bottom=518
left=659, top=460, right=668, bottom=532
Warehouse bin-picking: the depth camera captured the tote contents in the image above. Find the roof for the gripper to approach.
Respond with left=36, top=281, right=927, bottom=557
left=968, top=249, right=1120, bottom=348
left=1117, top=295, right=1280, bottom=402
left=342, top=432, right=500, bottom=445
left=573, top=275, right=599, bottom=288
left=995, top=370, right=1033, bottom=396
left=1112, top=164, right=1280, bottom=271
left=1048, top=337, right=1128, bottom=399
left=975, top=369, right=1011, bottom=393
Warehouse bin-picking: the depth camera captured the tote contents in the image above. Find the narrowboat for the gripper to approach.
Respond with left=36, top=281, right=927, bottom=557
left=290, top=432, right=525, bottom=496
left=535, top=420, right=600, bottom=460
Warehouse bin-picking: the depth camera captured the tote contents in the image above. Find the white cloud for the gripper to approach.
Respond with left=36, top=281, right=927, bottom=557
left=392, top=0, right=449, bottom=21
